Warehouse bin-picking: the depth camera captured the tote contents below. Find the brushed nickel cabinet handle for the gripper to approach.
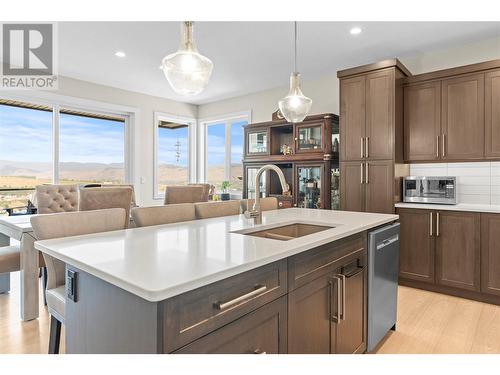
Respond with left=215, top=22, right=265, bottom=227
left=329, top=276, right=341, bottom=323
left=213, top=285, right=267, bottom=310
left=360, top=163, right=364, bottom=184
left=436, top=135, right=440, bottom=158
left=436, top=212, right=440, bottom=237
left=360, top=137, right=364, bottom=158
left=365, top=163, right=369, bottom=184
left=340, top=274, right=346, bottom=321
left=365, top=136, right=369, bottom=158
left=442, top=134, right=446, bottom=157
left=429, top=212, right=433, bottom=237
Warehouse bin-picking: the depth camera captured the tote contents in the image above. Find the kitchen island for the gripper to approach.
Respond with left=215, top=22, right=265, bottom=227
left=35, top=208, right=398, bottom=354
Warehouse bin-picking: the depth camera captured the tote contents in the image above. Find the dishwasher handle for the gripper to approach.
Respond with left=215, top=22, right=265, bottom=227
left=376, top=234, right=399, bottom=250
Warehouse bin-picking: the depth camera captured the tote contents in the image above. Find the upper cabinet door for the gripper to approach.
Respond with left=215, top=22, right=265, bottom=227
left=340, top=76, right=366, bottom=161
left=485, top=70, right=500, bottom=158
left=365, top=69, right=395, bottom=160
left=441, top=74, right=485, bottom=160
left=404, top=82, right=441, bottom=161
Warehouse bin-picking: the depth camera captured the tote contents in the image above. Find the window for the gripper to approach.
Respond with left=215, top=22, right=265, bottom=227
left=201, top=113, right=249, bottom=196
left=0, top=98, right=132, bottom=214
left=154, top=113, right=195, bottom=199
left=59, top=111, right=126, bottom=185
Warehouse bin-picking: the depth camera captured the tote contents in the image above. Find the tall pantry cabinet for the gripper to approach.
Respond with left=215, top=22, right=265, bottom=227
left=338, top=59, right=410, bottom=214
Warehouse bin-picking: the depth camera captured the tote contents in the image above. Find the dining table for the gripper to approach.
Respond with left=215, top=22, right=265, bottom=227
left=0, top=214, right=40, bottom=321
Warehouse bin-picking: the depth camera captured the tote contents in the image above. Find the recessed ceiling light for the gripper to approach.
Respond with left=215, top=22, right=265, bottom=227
left=350, top=27, right=362, bottom=35
left=114, top=51, right=126, bottom=58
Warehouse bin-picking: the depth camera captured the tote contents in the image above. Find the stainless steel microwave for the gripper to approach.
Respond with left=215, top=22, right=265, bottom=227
left=403, top=176, right=457, bottom=205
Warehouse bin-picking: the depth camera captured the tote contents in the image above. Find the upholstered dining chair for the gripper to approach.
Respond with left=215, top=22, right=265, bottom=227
left=30, top=208, right=127, bottom=354
left=35, top=184, right=79, bottom=304
left=0, top=245, right=21, bottom=294
left=164, top=185, right=209, bottom=205
left=240, top=197, right=279, bottom=213
left=132, top=204, right=196, bottom=228
left=79, top=186, right=133, bottom=228
left=194, top=200, right=241, bottom=219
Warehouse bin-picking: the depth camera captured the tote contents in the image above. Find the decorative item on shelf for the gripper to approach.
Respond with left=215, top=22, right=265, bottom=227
left=280, top=143, right=293, bottom=155
left=333, top=137, right=339, bottom=153
left=220, top=181, right=231, bottom=201
left=272, top=108, right=285, bottom=121
left=278, top=22, right=312, bottom=123
left=161, top=21, right=213, bottom=96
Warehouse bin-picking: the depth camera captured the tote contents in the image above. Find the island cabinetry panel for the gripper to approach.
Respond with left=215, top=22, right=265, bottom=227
left=480, top=214, right=500, bottom=296
left=403, top=81, right=441, bottom=161
left=162, top=259, right=287, bottom=353
left=397, top=208, right=435, bottom=283
left=174, top=296, right=287, bottom=354
left=288, top=246, right=367, bottom=354
left=435, top=210, right=480, bottom=291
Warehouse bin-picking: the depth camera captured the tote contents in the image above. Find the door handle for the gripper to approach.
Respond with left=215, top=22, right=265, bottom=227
left=365, top=163, right=369, bottom=184
left=429, top=212, right=433, bottom=237
left=329, top=276, right=341, bottom=323
left=436, top=135, right=440, bottom=158
left=436, top=212, right=440, bottom=237
left=360, top=163, right=364, bottom=184
left=365, top=136, right=369, bottom=158
left=339, top=274, right=346, bottom=321
left=442, top=134, right=446, bottom=157
left=360, top=137, right=364, bottom=158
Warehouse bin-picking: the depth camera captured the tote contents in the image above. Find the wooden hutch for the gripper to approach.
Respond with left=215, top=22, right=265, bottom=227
left=242, top=113, right=340, bottom=209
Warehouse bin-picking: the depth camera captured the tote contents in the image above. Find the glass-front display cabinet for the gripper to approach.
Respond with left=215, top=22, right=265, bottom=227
left=295, top=122, right=323, bottom=153
left=244, top=165, right=267, bottom=199
left=246, top=130, right=268, bottom=155
left=296, top=165, right=323, bottom=209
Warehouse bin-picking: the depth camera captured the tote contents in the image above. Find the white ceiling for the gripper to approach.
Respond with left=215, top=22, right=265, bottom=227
left=58, top=22, right=500, bottom=105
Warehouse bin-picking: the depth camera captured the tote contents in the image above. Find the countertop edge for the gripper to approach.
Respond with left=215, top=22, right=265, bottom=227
left=35, top=215, right=398, bottom=302
left=395, top=202, right=500, bottom=214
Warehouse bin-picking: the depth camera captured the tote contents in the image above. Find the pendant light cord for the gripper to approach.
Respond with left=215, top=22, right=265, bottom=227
left=294, top=21, right=297, bottom=73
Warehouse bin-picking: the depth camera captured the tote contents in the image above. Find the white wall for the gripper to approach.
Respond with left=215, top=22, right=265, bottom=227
left=54, top=76, right=198, bottom=206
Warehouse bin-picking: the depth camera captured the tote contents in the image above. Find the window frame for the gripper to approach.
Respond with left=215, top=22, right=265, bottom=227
left=0, top=91, right=136, bottom=188
left=199, top=111, right=251, bottom=194
left=153, top=111, right=197, bottom=200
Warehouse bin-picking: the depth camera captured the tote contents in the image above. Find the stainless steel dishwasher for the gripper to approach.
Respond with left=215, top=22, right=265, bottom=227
left=367, top=222, right=400, bottom=352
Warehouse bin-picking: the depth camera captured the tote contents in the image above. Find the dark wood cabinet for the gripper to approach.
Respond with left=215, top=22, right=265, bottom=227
left=397, top=208, right=435, bottom=283
left=340, top=161, right=364, bottom=212
left=340, top=75, right=366, bottom=161
left=435, top=211, right=480, bottom=291
left=403, top=81, right=441, bottom=161
left=287, top=244, right=367, bottom=354
left=174, top=297, right=287, bottom=354
left=365, top=160, right=394, bottom=214
left=243, top=114, right=339, bottom=209
left=338, top=59, right=409, bottom=214
left=481, top=214, right=500, bottom=296
left=441, top=74, right=485, bottom=161
left=365, top=69, right=395, bottom=160
left=340, top=160, right=393, bottom=214
left=485, top=70, right=500, bottom=158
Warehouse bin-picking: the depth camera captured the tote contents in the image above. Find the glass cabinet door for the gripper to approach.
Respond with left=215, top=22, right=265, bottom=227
left=296, top=124, right=323, bottom=152
left=246, top=166, right=267, bottom=199
left=331, top=167, right=340, bottom=210
left=296, top=165, right=322, bottom=209
left=247, top=131, right=268, bottom=154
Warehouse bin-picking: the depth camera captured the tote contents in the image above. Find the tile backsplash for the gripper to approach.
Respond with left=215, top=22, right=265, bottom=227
left=409, top=162, right=500, bottom=205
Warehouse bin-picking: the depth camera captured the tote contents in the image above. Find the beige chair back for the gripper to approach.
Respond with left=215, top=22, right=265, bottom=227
left=30, top=208, right=126, bottom=291
left=79, top=186, right=133, bottom=228
left=102, top=184, right=137, bottom=208
left=194, top=200, right=241, bottom=219
left=164, top=185, right=209, bottom=205
left=35, top=184, right=78, bottom=214
left=241, top=197, right=278, bottom=212
left=132, top=204, right=196, bottom=228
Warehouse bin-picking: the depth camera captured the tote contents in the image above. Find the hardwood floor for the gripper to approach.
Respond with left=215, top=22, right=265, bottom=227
left=1, top=272, right=500, bottom=354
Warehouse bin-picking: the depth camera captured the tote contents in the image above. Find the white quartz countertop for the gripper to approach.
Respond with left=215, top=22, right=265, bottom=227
left=35, top=208, right=398, bottom=302
left=395, top=202, right=500, bottom=214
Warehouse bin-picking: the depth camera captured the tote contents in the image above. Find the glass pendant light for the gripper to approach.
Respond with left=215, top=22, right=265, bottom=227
left=161, top=21, right=213, bottom=96
left=278, top=22, right=312, bottom=123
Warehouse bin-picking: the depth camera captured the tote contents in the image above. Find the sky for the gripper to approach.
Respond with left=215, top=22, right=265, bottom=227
left=0, top=104, right=125, bottom=164
left=206, top=120, right=245, bottom=166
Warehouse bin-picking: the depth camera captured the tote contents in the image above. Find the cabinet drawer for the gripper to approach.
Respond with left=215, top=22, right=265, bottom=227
left=174, top=297, right=287, bottom=354
left=288, top=233, right=366, bottom=290
left=162, top=260, right=287, bottom=352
